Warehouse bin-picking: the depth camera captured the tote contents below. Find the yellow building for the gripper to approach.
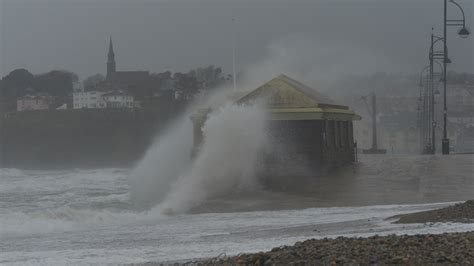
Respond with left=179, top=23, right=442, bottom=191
left=192, top=74, right=361, bottom=175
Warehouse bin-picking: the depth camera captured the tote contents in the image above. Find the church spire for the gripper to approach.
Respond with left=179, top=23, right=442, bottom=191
left=107, top=37, right=116, bottom=80
left=108, top=37, right=114, bottom=56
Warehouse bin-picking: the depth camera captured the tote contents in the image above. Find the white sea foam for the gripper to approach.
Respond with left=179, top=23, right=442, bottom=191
left=0, top=205, right=170, bottom=237
left=0, top=168, right=151, bottom=237
left=2, top=196, right=472, bottom=265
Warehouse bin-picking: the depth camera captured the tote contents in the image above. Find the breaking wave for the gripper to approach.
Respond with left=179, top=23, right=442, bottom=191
left=0, top=168, right=165, bottom=237
left=161, top=103, right=268, bottom=213
left=128, top=114, right=194, bottom=209
left=128, top=99, right=268, bottom=214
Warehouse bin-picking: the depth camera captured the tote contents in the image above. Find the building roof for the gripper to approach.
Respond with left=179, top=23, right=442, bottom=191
left=237, top=74, right=341, bottom=109
left=17, top=94, right=53, bottom=100
left=236, top=74, right=360, bottom=121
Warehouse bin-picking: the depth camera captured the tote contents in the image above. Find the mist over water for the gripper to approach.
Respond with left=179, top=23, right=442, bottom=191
left=127, top=34, right=368, bottom=213
left=127, top=35, right=363, bottom=213
left=241, top=34, right=398, bottom=90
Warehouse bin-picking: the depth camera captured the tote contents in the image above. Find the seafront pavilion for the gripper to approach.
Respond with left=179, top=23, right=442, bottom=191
left=191, top=74, right=361, bottom=176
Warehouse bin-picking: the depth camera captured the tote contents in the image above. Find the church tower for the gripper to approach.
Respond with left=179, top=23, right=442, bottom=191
left=107, top=37, right=116, bottom=80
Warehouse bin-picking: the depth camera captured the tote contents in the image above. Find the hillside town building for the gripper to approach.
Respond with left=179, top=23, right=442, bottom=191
left=73, top=91, right=107, bottom=109
left=17, top=95, right=53, bottom=112
left=73, top=89, right=136, bottom=109
left=102, top=91, right=135, bottom=108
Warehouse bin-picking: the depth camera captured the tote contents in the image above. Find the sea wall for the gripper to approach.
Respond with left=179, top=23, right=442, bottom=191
left=0, top=105, right=185, bottom=169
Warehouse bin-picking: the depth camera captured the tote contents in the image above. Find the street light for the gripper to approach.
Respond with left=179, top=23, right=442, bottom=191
left=425, top=30, right=449, bottom=154
left=431, top=35, right=455, bottom=153
left=448, top=0, right=470, bottom=38
left=434, top=60, right=445, bottom=82
left=442, top=0, right=470, bottom=155
left=418, top=65, right=430, bottom=87
left=458, top=27, right=470, bottom=38
left=418, top=65, right=433, bottom=154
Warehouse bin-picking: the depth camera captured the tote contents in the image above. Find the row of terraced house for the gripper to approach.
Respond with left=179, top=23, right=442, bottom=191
left=15, top=83, right=138, bottom=112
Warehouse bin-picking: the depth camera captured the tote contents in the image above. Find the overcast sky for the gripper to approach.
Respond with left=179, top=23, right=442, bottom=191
left=0, top=0, right=472, bottom=81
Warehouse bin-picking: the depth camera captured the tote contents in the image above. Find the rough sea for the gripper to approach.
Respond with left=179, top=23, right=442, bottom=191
left=1, top=154, right=473, bottom=265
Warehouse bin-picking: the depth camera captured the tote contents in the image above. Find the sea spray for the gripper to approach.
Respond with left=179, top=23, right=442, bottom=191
left=161, top=103, right=268, bottom=214
left=128, top=114, right=194, bottom=209
left=128, top=86, right=256, bottom=211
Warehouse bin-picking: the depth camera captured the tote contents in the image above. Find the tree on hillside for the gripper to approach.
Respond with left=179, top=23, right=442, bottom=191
left=153, top=71, right=172, bottom=81
left=33, top=70, right=78, bottom=97
left=143, top=71, right=174, bottom=102
left=83, top=74, right=105, bottom=91
left=173, top=72, right=200, bottom=100
left=188, top=65, right=226, bottom=90
left=149, top=71, right=171, bottom=90
left=1, top=68, right=35, bottom=99
left=0, top=80, right=5, bottom=99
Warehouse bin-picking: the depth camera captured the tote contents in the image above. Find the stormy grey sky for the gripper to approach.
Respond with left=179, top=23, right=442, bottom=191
left=0, top=0, right=472, bottom=81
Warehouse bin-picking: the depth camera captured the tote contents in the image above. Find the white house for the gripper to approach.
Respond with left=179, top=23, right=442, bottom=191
left=102, top=91, right=135, bottom=109
left=73, top=91, right=107, bottom=109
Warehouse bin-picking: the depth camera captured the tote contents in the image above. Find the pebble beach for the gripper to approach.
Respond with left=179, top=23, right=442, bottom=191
left=199, top=200, right=474, bottom=265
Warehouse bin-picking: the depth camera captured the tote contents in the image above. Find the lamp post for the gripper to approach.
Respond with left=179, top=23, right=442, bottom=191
left=418, top=65, right=431, bottom=154
left=442, top=0, right=470, bottom=154
left=428, top=30, right=448, bottom=154
left=418, top=61, right=444, bottom=154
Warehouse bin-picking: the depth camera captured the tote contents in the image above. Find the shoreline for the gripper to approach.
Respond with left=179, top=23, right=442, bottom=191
left=195, top=200, right=474, bottom=265
left=392, top=200, right=474, bottom=224
left=130, top=201, right=474, bottom=265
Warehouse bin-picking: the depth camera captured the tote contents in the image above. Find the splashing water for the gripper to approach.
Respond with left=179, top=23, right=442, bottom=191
left=128, top=98, right=268, bottom=213
left=128, top=114, right=194, bottom=209
left=161, top=103, right=268, bottom=213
